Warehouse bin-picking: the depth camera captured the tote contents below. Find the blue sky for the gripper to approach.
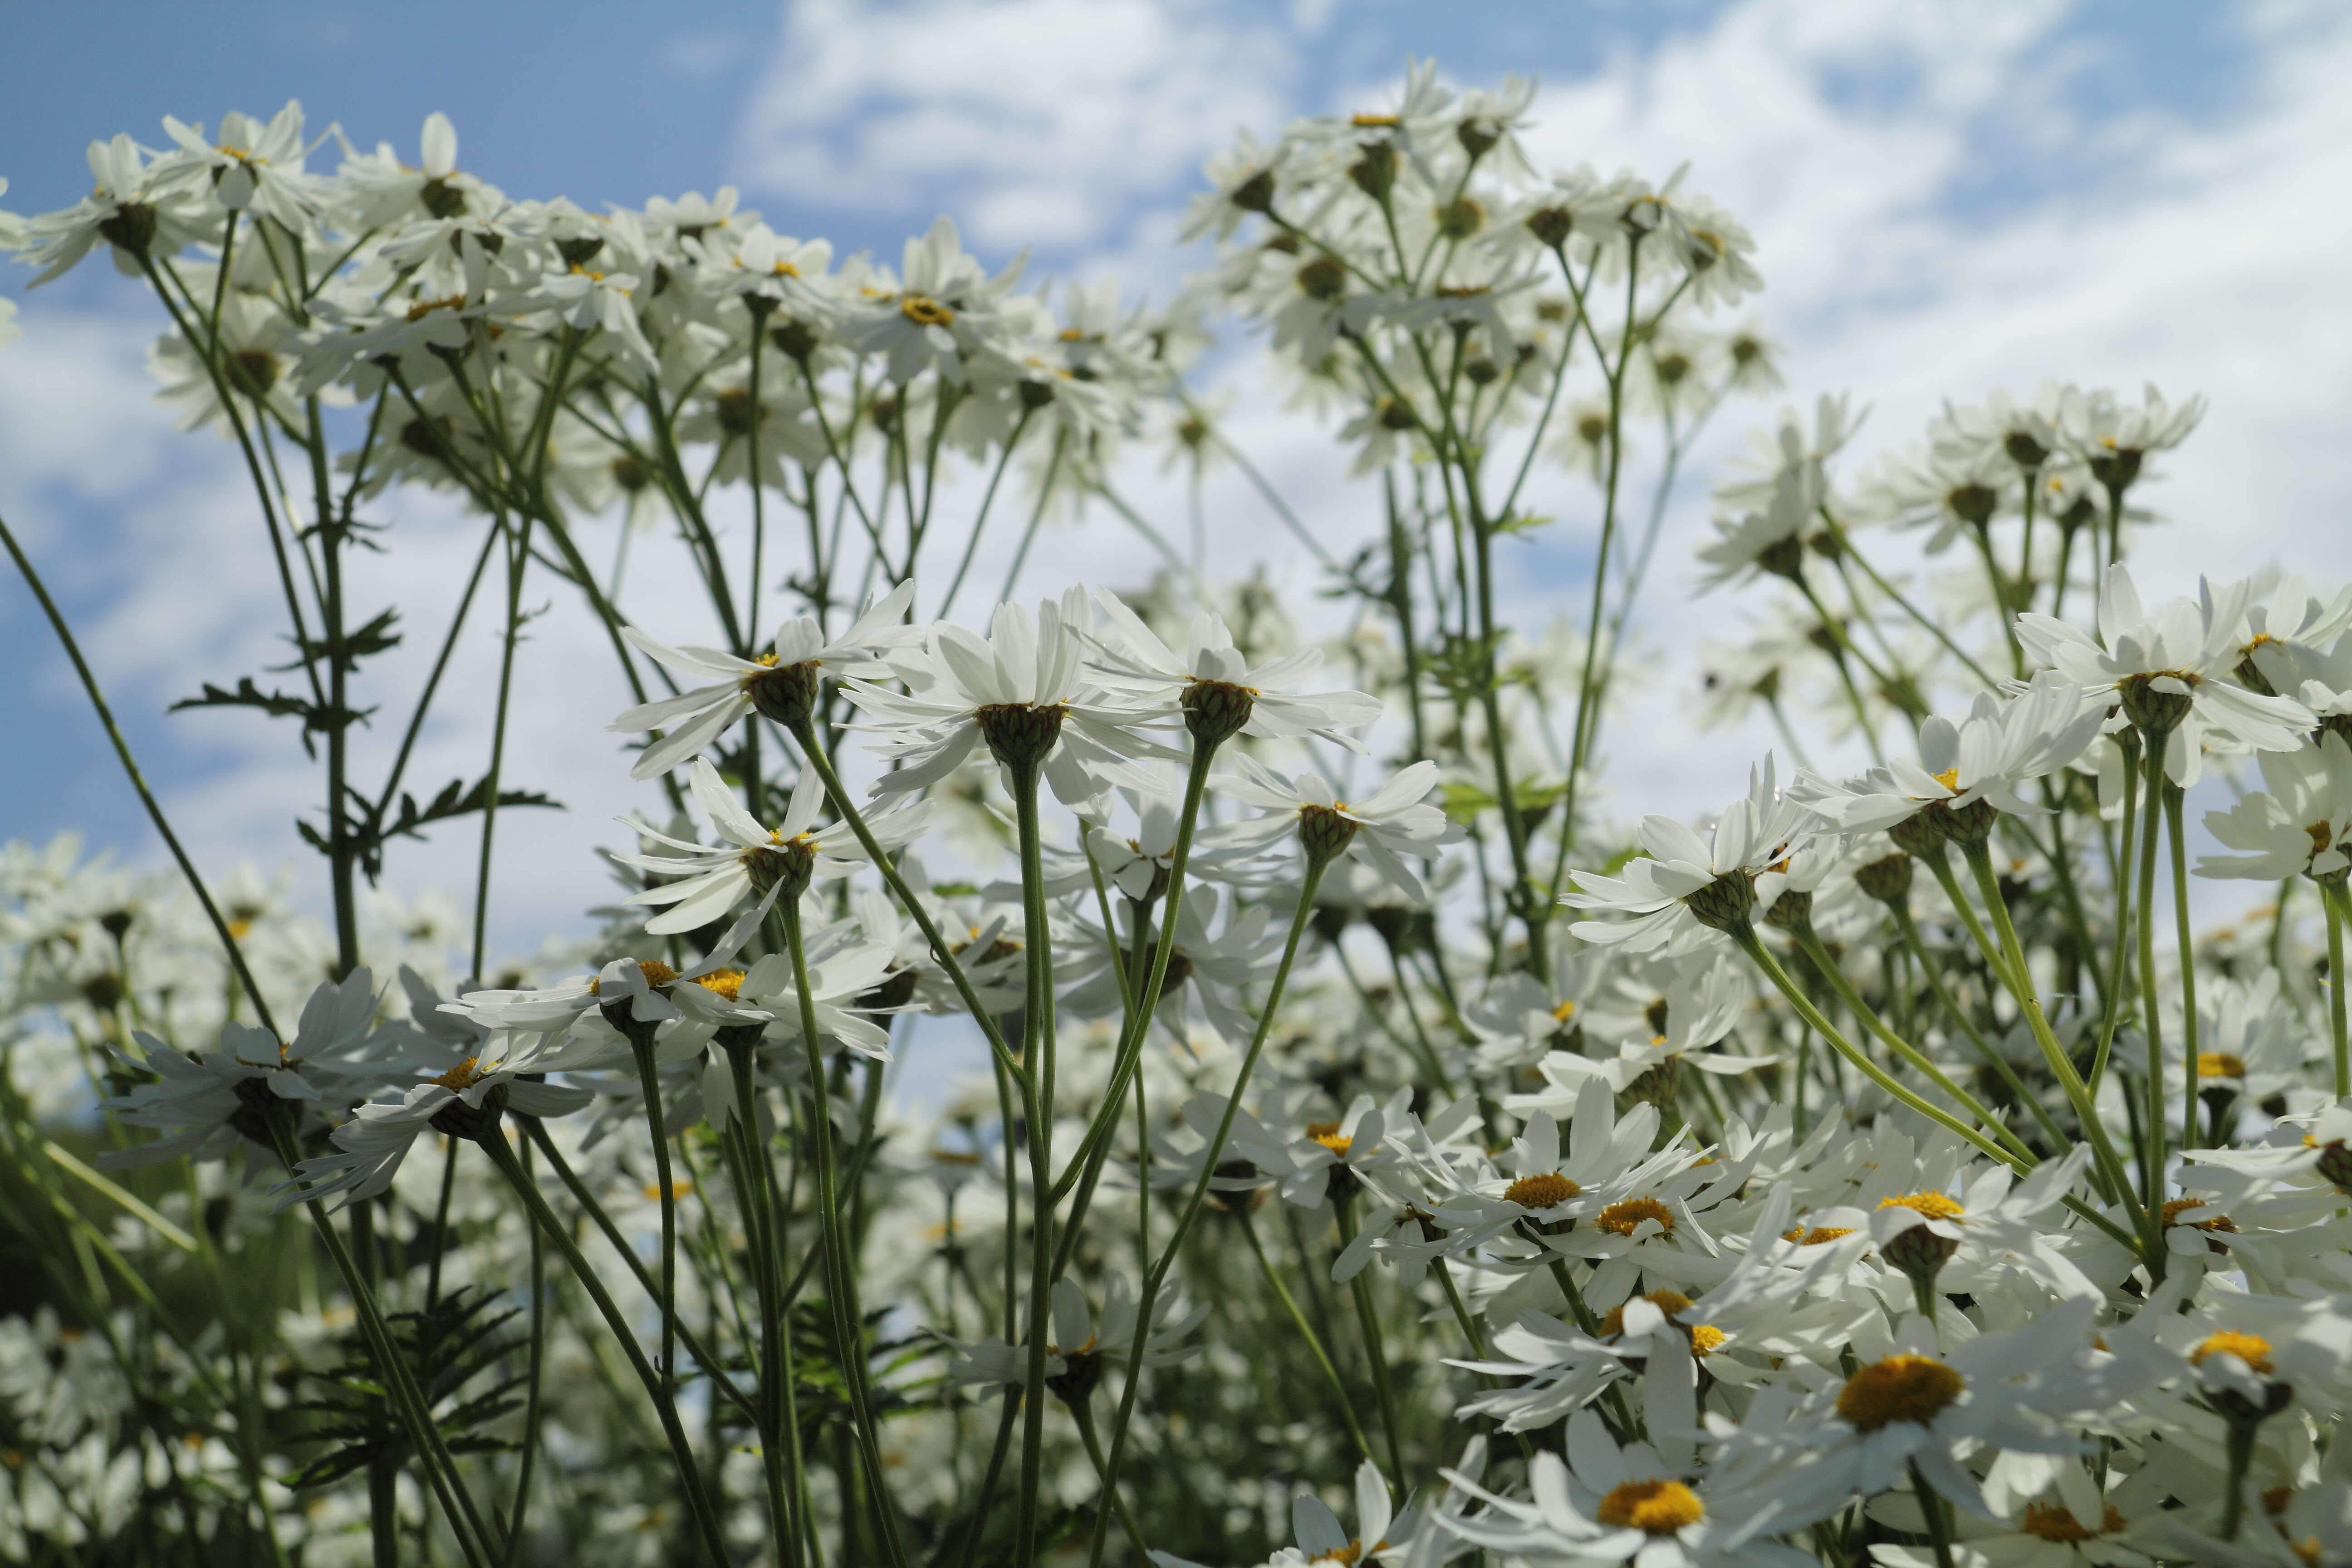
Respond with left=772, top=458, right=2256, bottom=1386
left=4, top=0, right=2346, bottom=956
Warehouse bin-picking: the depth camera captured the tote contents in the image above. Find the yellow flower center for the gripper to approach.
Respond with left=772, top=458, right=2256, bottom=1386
left=1504, top=1172, right=1580, bottom=1210
left=405, top=293, right=467, bottom=322
left=1878, top=1191, right=1965, bottom=1221
left=1931, top=766, right=1960, bottom=792
left=1595, top=1479, right=1705, bottom=1534
left=696, top=969, right=746, bottom=1001
left=431, top=1057, right=485, bottom=1091
left=1784, top=1225, right=1855, bottom=1246
left=2192, top=1330, right=2274, bottom=1374
left=1551, top=999, right=1577, bottom=1022
left=1349, top=112, right=1401, bottom=127
left=2020, top=1501, right=2123, bottom=1543
left=2197, top=1051, right=2248, bottom=1079
left=1596, top=1197, right=1676, bottom=1237
left=588, top=960, right=678, bottom=996
left=900, top=294, right=955, bottom=327
left=1836, top=1355, right=1964, bottom=1431
left=1689, top=1324, right=1726, bottom=1357
left=642, top=1181, right=692, bottom=1201
left=1303, top=1122, right=1353, bottom=1156
left=2160, top=1197, right=2238, bottom=1233
left=1600, top=1289, right=1695, bottom=1338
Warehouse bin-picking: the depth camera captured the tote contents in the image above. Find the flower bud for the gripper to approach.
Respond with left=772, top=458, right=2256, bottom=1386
left=1298, top=804, right=1360, bottom=868
left=1756, top=534, right=1807, bottom=583
left=1887, top=812, right=1945, bottom=858
left=1882, top=1221, right=1959, bottom=1292
left=742, top=838, right=817, bottom=902
left=1181, top=678, right=1256, bottom=746
left=975, top=701, right=1066, bottom=772
left=769, top=318, right=821, bottom=360
left=1855, top=853, right=1914, bottom=905
left=1230, top=168, right=1276, bottom=214
left=1948, top=482, right=1998, bottom=528
left=745, top=658, right=823, bottom=730
left=1682, top=869, right=1755, bottom=933
left=1207, top=1159, right=1269, bottom=1216
left=2003, top=430, right=2049, bottom=469
left=1524, top=206, right=1575, bottom=249
left=429, top=1081, right=509, bottom=1144
left=2088, top=448, right=2142, bottom=494
left=98, top=203, right=158, bottom=258
left=1348, top=141, right=1398, bottom=200
left=1762, top=887, right=1813, bottom=933
left=2118, top=671, right=2195, bottom=736
left=1295, top=256, right=1347, bottom=303
left=1621, top=1057, right=1681, bottom=1111
left=228, top=1075, right=291, bottom=1151
left=1929, top=797, right=1998, bottom=848
left=1434, top=196, right=1486, bottom=240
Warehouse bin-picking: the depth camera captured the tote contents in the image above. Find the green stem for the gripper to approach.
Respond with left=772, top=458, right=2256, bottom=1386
left=1333, top=1199, right=1408, bottom=1486
left=1235, top=1206, right=1376, bottom=1463
left=1009, top=758, right=1058, bottom=1568
left=2135, top=739, right=2169, bottom=1213
left=484, top=1132, right=730, bottom=1565
left=723, top=1042, right=799, bottom=1559
left=471, top=514, right=531, bottom=980
left=1068, top=1397, right=1152, bottom=1561
left=1735, top=927, right=2027, bottom=1173
left=1956, top=842, right=2152, bottom=1259
left=0, top=513, right=280, bottom=1036
left=1889, top=905, right=2070, bottom=1151
left=781, top=898, right=911, bottom=1566
left=515, top=1119, right=757, bottom=1418
left=1793, top=926, right=2035, bottom=1164
left=1085, top=857, right=1329, bottom=1568
left=2090, top=735, right=2143, bottom=1098
left=2164, top=783, right=2203, bottom=1149
left=1908, top=1459, right=1958, bottom=1568
left=2327, top=880, right=2351, bottom=1098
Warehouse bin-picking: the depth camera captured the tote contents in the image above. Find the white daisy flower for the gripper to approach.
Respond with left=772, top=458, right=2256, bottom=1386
left=1083, top=590, right=1381, bottom=750
left=614, top=758, right=926, bottom=936
left=610, top=580, right=917, bottom=779
left=1565, top=757, right=1813, bottom=952
left=1791, top=673, right=2107, bottom=834
left=2197, top=732, right=2352, bottom=882
left=2017, top=567, right=2313, bottom=786
left=849, top=592, right=1169, bottom=807
left=1215, top=755, right=1456, bottom=898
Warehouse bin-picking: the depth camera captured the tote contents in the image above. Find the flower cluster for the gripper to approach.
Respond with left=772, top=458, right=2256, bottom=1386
left=5, top=63, right=2350, bottom=1568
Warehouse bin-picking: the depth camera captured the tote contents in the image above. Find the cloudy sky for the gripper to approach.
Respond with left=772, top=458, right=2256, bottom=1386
left=3, top=0, right=2346, bottom=963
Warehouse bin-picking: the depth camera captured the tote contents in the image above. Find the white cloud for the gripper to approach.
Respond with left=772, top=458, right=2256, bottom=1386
left=735, top=0, right=1299, bottom=251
